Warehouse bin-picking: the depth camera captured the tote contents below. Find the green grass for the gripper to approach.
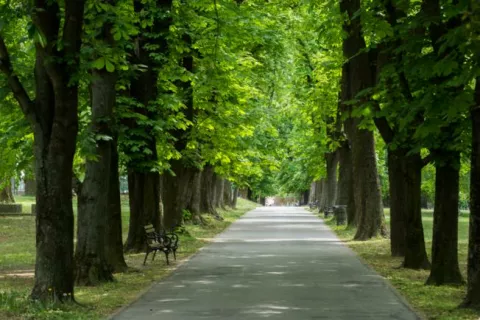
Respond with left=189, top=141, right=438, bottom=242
left=0, top=196, right=258, bottom=320
left=324, top=209, right=479, bottom=320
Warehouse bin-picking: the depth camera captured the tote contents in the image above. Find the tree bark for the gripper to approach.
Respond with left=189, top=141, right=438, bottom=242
left=124, top=171, right=161, bottom=253
left=123, top=0, right=171, bottom=251
left=465, top=78, right=480, bottom=306
left=215, top=176, right=225, bottom=209
left=162, top=160, right=193, bottom=230
left=318, top=178, right=327, bottom=212
left=223, top=180, right=232, bottom=208
left=388, top=150, right=407, bottom=257
left=426, top=151, right=464, bottom=285
left=315, top=180, right=322, bottom=205
left=231, top=186, right=239, bottom=209
left=105, top=137, right=127, bottom=273
left=187, top=168, right=203, bottom=224
left=24, top=177, right=36, bottom=197
left=340, top=0, right=387, bottom=240
left=326, top=152, right=338, bottom=208
left=303, top=190, right=309, bottom=205
left=388, top=150, right=430, bottom=268
left=336, top=140, right=355, bottom=226
left=0, top=181, right=14, bottom=203
left=74, top=65, right=116, bottom=286
left=247, top=188, right=254, bottom=201
left=200, top=165, right=220, bottom=217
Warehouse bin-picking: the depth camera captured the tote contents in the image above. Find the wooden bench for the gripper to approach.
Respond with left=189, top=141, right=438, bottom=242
left=143, top=225, right=179, bottom=265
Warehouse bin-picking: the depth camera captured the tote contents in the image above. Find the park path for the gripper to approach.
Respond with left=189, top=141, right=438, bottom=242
left=113, top=207, right=420, bottom=320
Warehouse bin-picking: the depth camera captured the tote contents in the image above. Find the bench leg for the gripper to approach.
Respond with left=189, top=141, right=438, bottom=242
left=143, top=251, right=150, bottom=266
left=152, top=250, right=157, bottom=262
left=164, top=251, right=170, bottom=265
left=173, top=249, right=177, bottom=260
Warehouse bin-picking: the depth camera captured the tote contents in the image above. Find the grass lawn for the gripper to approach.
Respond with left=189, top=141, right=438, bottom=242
left=324, top=209, right=480, bottom=320
left=0, top=196, right=258, bottom=320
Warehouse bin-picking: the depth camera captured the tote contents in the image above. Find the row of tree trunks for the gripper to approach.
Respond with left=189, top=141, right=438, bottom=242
left=231, top=187, right=239, bottom=209
left=336, top=139, right=355, bottom=226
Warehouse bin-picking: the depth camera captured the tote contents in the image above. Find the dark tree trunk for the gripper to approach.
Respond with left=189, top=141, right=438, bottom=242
left=465, top=79, right=480, bottom=306
left=336, top=140, right=355, bottom=226
left=124, top=171, right=160, bottom=252
left=318, top=179, right=327, bottom=212
left=0, top=181, right=14, bottom=203
left=388, top=150, right=407, bottom=257
left=260, top=197, right=266, bottom=206
left=25, top=178, right=36, bottom=197
left=223, top=180, right=232, bottom=208
left=215, top=176, right=225, bottom=209
left=231, top=186, right=239, bottom=209
left=162, top=160, right=193, bottom=230
left=326, top=152, right=338, bottom=208
left=74, top=66, right=116, bottom=286
left=340, top=0, right=386, bottom=240
left=315, top=180, right=322, bottom=205
left=0, top=0, right=84, bottom=301
left=123, top=0, right=170, bottom=251
left=389, top=150, right=430, bottom=268
left=247, top=188, right=254, bottom=201
left=105, top=137, right=127, bottom=273
left=426, top=151, right=464, bottom=285
left=187, top=168, right=203, bottom=224
left=200, top=165, right=220, bottom=217
left=303, top=190, right=309, bottom=205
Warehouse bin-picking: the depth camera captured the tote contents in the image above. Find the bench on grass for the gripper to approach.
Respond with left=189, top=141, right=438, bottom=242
left=143, top=225, right=179, bottom=266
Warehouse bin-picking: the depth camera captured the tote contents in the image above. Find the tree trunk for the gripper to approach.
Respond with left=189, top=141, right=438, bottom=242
left=258, top=197, right=265, bottom=206
left=200, top=165, right=220, bottom=217
left=465, top=78, right=480, bottom=306
left=326, top=152, right=338, bottom=208
left=309, top=182, right=316, bottom=202
left=231, top=186, right=239, bottom=209
left=105, top=137, right=127, bottom=273
left=124, top=171, right=161, bottom=253
left=0, top=181, right=14, bottom=203
left=247, top=188, right=254, bottom=201
left=351, top=125, right=387, bottom=240
left=162, top=160, right=193, bottom=230
left=336, top=140, right=355, bottom=226
left=25, top=178, right=36, bottom=197
left=315, top=180, right=322, bottom=205
left=223, top=180, right=232, bottom=208
left=340, top=0, right=386, bottom=240
left=0, top=0, right=85, bottom=302
left=303, top=190, right=309, bottom=205
left=318, top=179, right=327, bottom=212
left=426, top=151, right=464, bottom=285
left=389, top=150, right=430, bottom=268
left=215, top=176, right=225, bottom=209
left=74, top=67, right=115, bottom=286
left=187, top=168, right=202, bottom=224
left=388, top=150, right=407, bottom=257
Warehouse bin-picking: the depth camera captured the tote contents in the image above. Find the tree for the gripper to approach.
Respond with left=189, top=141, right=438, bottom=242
left=0, top=0, right=86, bottom=301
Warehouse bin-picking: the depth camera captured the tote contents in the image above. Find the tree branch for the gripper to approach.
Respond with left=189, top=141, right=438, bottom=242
left=0, top=35, right=35, bottom=122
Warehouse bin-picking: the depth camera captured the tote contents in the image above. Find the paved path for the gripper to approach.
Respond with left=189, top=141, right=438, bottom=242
left=113, top=207, right=420, bottom=320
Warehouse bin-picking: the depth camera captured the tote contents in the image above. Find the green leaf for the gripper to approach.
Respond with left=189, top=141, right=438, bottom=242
left=92, top=57, right=105, bottom=70
left=106, top=60, right=115, bottom=72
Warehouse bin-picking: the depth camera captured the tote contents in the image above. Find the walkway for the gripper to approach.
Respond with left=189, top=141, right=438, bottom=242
left=113, top=207, right=420, bottom=320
